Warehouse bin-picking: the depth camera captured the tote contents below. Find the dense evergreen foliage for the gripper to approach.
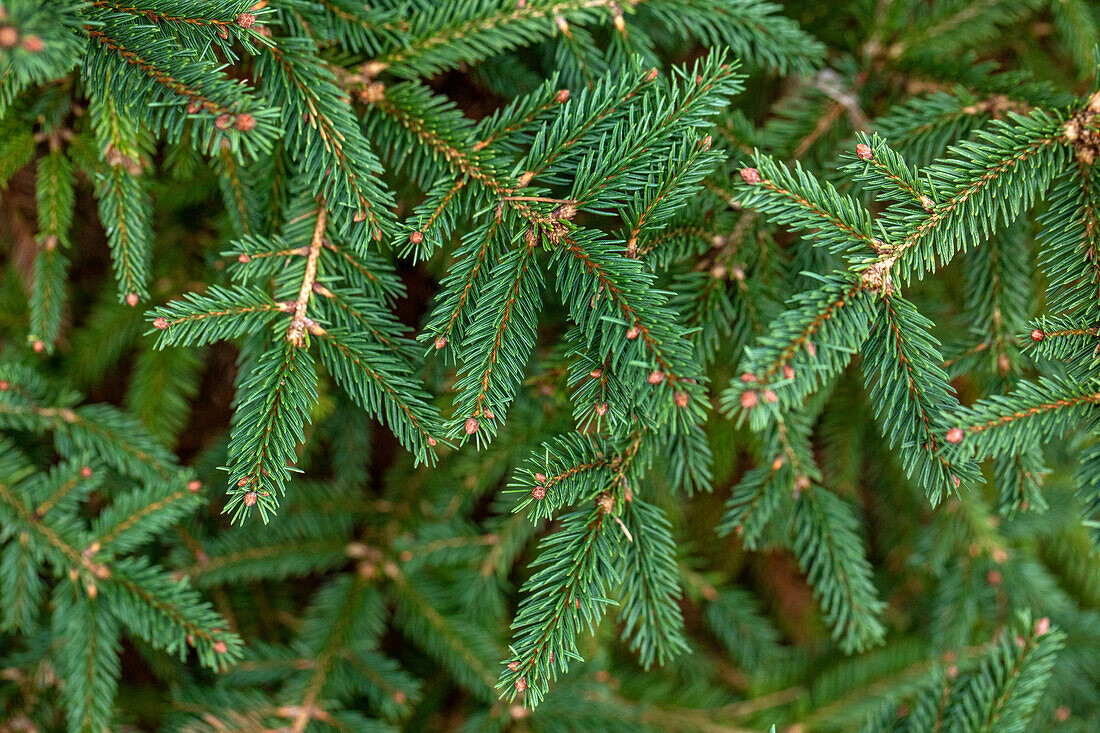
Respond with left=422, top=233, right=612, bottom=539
left=1, top=1, right=1099, bottom=730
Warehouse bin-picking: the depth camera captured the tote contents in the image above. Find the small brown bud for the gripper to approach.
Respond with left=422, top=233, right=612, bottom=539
left=741, top=391, right=758, bottom=409
left=22, top=35, right=42, bottom=53
left=947, top=665, right=958, bottom=679
left=531, top=485, right=546, bottom=500
left=515, top=678, right=527, bottom=693
left=187, top=99, right=202, bottom=114
left=555, top=89, right=570, bottom=103
left=648, top=370, right=665, bottom=385
left=394, top=691, right=407, bottom=704
left=215, top=113, right=233, bottom=129
left=740, top=372, right=757, bottom=383
left=590, top=368, right=602, bottom=378
left=32, top=340, right=45, bottom=353
left=987, top=569, right=1002, bottom=585
left=188, top=480, right=201, bottom=493
left=674, top=391, right=689, bottom=408
left=0, top=380, right=9, bottom=391
left=236, top=12, right=256, bottom=28
left=626, top=326, right=640, bottom=340
left=701, top=134, right=712, bottom=150
left=595, top=402, right=608, bottom=416
left=1030, top=328, right=1045, bottom=342
left=920, top=195, right=935, bottom=211
left=427, top=436, right=437, bottom=447
left=410, top=230, right=424, bottom=245
left=353, top=209, right=367, bottom=222
left=81, top=466, right=93, bottom=478
left=434, top=335, right=447, bottom=350
left=1055, top=706, right=1070, bottom=722
left=782, top=364, right=795, bottom=380
left=153, top=317, right=169, bottom=330
left=946, top=427, right=965, bottom=444
left=126, top=293, right=139, bottom=307
left=214, top=640, right=228, bottom=654
left=534, top=473, right=546, bottom=483
left=763, top=389, right=778, bottom=404
left=508, top=661, right=519, bottom=671
left=855, top=143, right=873, bottom=160
left=243, top=491, right=257, bottom=507
left=483, top=409, right=495, bottom=419
left=237, top=253, right=251, bottom=263
left=234, top=113, right=255, bottom=132
left=739, top=167, right=762, bottom=185
left=644, top=68, right=659, bottom=82
left=237, top=477, right=249, bottom=487
left=464, top=417, right=479, bottom=435
left=1036, top=617, right=1050, bottom=636
left=0, top=27, right=18, bottom=48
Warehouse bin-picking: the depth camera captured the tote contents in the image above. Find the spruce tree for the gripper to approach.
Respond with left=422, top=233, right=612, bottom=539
left=1, top=0, right=1099, bottom=730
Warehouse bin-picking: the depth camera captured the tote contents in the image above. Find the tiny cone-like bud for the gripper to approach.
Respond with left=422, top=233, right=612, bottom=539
left=464, top=417, right=479, bottom=434
left=410, top=230, right=424, bottom=245
left=32, top=340, right=45, bottom=353
left=920, top=195, right=935, bottom=211
left=590, top=368, right=602, bottom=378
left=855, top=143, right=873, bottom=160
left=188, top=480, right=202, bottom=493
left=234, top=113, right=255, bottom=132
left=532, top=485, right=546, bottom=500
left=740, top=167, right=762, bottom=184
left=0, top=27, right=18, bottom=48
left=648, top=370, right=665, bottom=385
left=214, top=641, right=228, bottom=654
left=515, top=678, right=527, bottom=693
left=535, top=473, right=546, bottom=483
left=674, top=391, right=689, bottom=408
left=740, top=372, right=757, bottom=383
left=1036, top=617, right=1051, bottom=636
left=126, top=293, right=139, bottom=307
left=946, top=665, right=958, bottom=679
left=22, top=35, right=42, bottom=53
left=645, top=68, right=659, bottom=82
left=952, top=475, right=961, bottom=488
left=215, top=113, right=233, bottom=129
left=987, top=569, right=1002, bottom=585
left=238, top=253, right=251, bottom=263
left=783, top=364, right=795, bottom=380
left=626, top=326, right=640, bottom=340
left=434, top=335, right=447, bottom=350
left=741, top=390, right=758, bottom=409
left=508, top=661, right=519, bottom=671
left=81, top=466, right=93, bottom=478
left=153, top=317, right=169, bottom=330
left=353, top=209, right=367, bottom=222
left=595, top=402, right=608, bottom=416
left=243, top=491, right=257, bottom=507
left=427, top=436, right=437, bottom=447
left=1030, top=328, right=1045, bottom=341
left=946, top=427, right=965, bottom=444
left=236, top=12, right=256, bottom=28
left=0, top=380, right=9, bottom=390
left=483, top=409, right=495, bottom=419
left=237, top=477, right=249, bottom=487
left=763, top=389, right=778, bottom=404
left=187, top=99, right=202, bottom=114
left=555, top=88, right=570, bottom=103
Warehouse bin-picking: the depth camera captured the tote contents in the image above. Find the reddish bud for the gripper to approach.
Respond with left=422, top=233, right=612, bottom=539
left=508, top=661, right=519, bottom=671
left=1036, top=617, right=1051, bottom=636
left=394, top=691, right=406, bottom=705
left=237, top=477, right=249, bottom=487
left=987, top=569, right=1002, bottom=586
left=186, top=633, right=194, bottom=646
left=626, top=326, right=640, bottom=340
left=644, top=68, right=659, bottom=82
left=946, top=665, right=958, bottom=679
left=648, top=370, right=665, bottom=385
left=353, top=209, right=367, bottom=222
left=740, top=372, right=757, bottom=383
left=0, top=28, right=18, bottom=48
left=763, top=389, right=778, bottom=404
left=234, top=113, right=255, bottom=132
left=1030, top=328, right=1045, bottom=342
left=783, top=364, right=795, bottom=380
left=1055, top=706, right=1070, bottom=722
left=595, top=402, right=608, bottom=416
left=434, top=335, right=447, bottom=350
left=126, top=293, right=139, bottom=307
left=555, top=89, right=570, bottom=103
left=215, top=113, right=233, bottom=129
left=213, top=641, right=228, bottom=654
left=856, top=143, right=873, bottom=160
left=81, top=466, right=93, bottom=478
left=741, top=391, right=758, bottom=409
left=410, top=230, right=424, bottom=245
left=483, top=409, right=495, bottom=420
left=548, top=651, right=554, bottom=664
left=464, top=417, right=479, bottom=435
left=243, top=491, right=257, bottom=507
left=187, top=99, right=202, bottom=114
left=0, top=380, right=9, bottom=391
left=674, top=391, right=689, bottom=408
left=236, top=12, right=256, bottom=28
left=953, top=475, right=961, bottom=488
left=532, top=485, right=546, bottom=500
left=427, top=437, right=437, bottom=447
left=701, top=135, right=712, bottom=150
left=946, top=427, right=965, bottom=444
left=590, top=368, right=602, bottom=378
left=188, top=480, right=202, bottom=493
left=515, top=678, right=527, bottom=693
left=237, top=253, right=251, bottom=263
left=806, top=341, right=816, bottom=357
left=739, top=167, right=762, bottom=185
left=535, top=473, right=546, bottom=483
left=32, top=340, right=45, bottom=353
left=153, top=317, right=169, bottom=330
left=22, top=35, right=42, bottom=53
